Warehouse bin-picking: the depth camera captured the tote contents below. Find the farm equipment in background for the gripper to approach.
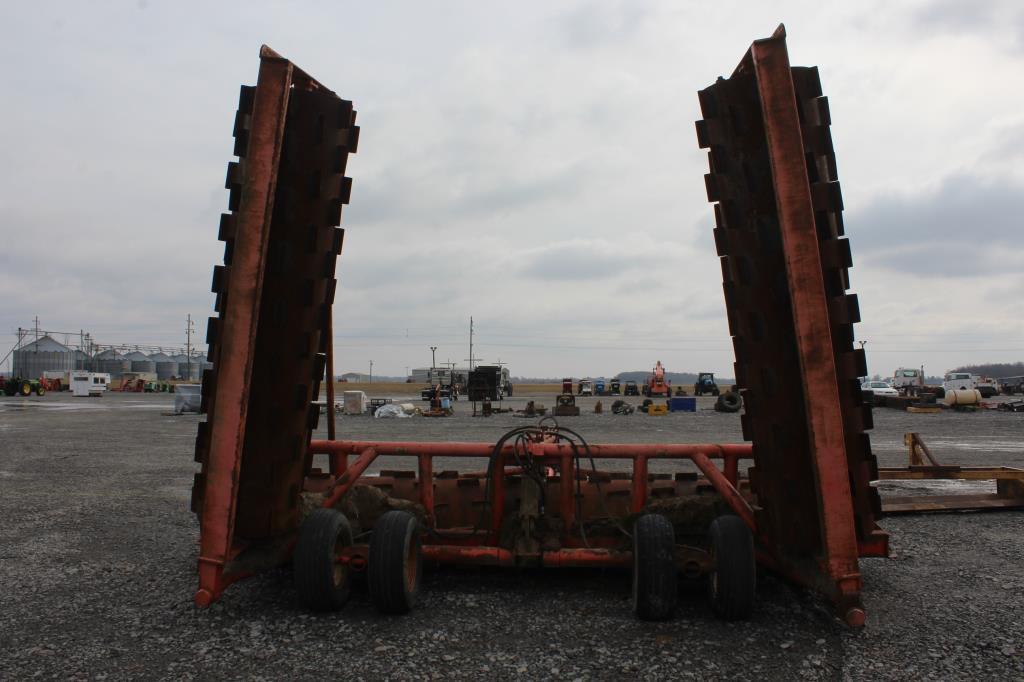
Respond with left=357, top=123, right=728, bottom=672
left=1, top=376, right=45, bottom=396
left=419, top=367, right=460, bottom=402
left=38, top=377, right=60, bottom=392
left=144, top=381, right=175, bottom=393
left=467, top=366, right=507, bottom=401
left=608, top=378, right=621, bottom=395
left=577, top=379, right=593, bottom=396
left=118, top=378, right=146, bottom=392
left=561, top=377, right=573, bottom=394
left=999, top=376, right=1024, bottom=395
left=193, top=33, right=893, bottom=627
left=693, top=373, right=720, bottom=396
left=552, top=393, right=581, bottom=417
left=420, top=384, right=455, bottom=402
left=642, top=361, right=671, bottom=397
left=974, top=377, right=999, bottom=399
left=623, top=380, right=639, bottom=396
left=594, top=378, right=606, bottom=395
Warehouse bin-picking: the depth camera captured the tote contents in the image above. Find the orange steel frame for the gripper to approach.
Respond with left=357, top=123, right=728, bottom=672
left=306, top=438, right=757, bottom=571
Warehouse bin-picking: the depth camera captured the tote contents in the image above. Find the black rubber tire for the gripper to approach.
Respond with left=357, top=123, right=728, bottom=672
left=711, top=388, right=719, bottom=396
left=36, top=385, right=45, bottom=396
left=707, top=515, right=756, bottom=620
left=715, top=392, right=742, bottom=413
left=294, top=508, right=354, bottom=612
left=368, top=510, right=422, bottom=615
left=632, top=513, right=677, bottom=621
left=934, top=387, right=945, bottom=398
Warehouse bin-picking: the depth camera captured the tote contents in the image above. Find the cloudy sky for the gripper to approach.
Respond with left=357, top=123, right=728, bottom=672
left=2, top=1, right=1022, bottom=378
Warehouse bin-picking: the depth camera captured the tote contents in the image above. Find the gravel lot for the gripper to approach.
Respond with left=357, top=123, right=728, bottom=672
left=1, top=391, right=1021, bottom=680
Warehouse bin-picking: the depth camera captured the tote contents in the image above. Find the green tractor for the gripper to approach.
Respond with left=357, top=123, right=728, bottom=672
left=1, top=376, right=46, bottom=397
left=693, top=372, right=719, bottom=396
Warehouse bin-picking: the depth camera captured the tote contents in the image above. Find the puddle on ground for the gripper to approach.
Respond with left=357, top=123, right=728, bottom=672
left=0, top=400, right=167, bottom=412
left=876, top=479, right=995, bottom=495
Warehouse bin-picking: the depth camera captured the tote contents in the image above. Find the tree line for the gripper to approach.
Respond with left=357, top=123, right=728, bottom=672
left=951, top=362, right=1024, bottom=378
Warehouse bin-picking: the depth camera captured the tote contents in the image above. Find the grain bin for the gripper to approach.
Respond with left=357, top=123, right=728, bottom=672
left=124, top=350, right=156, bottom=374
left=12, top=335, right=75, bottom=378
left=72, top=350, right=92, bottom=371
left=94, top=349, right=130, bottom=379
left=173, top=353, right=203, bottom=381
left=150, top=352, right=177, bottom=380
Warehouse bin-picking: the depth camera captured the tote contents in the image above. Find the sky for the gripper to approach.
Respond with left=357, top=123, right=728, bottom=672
left=1, top=0, right=1022, bottom=379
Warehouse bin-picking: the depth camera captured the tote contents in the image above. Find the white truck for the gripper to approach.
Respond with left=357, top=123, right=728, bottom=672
left=70, top=371, right=110, bottom=397
left=943, top=372, right=975, bottom=394
left=892, top=367, right=924, bottom=394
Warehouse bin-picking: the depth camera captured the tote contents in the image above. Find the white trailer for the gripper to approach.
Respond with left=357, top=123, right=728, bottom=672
left=70, top=371, right=110, bottom=397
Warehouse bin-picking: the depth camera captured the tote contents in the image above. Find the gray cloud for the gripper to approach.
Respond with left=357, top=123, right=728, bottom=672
left=1, top=2, right=1022, bottom=377
left=849, top=172, right=1024, bottom=276
left=558, top=1, right=650, bottom=50
left=912, top=0, right=1024, bottom=51
left=518, top=240, right=672, bottom=281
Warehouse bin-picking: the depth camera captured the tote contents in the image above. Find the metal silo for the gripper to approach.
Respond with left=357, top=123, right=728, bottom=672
left=150, top=352, right=177, bottom=380
left=94, top=349, right=130, bottom=378
left=124, top=350, right=156, bottom=375
left=73, top=350, right=92, bottom=371
left=12, top=335, right=74, bottom=378
left=170, top=353, right=197, bottom=381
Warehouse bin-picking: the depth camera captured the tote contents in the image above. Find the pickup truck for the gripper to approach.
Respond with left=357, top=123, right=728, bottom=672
left=942, top=372, right=975, bottom=393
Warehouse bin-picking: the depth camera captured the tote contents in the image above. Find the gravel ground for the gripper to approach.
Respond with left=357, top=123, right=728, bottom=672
left=0, top=391, right=1022, bottom=680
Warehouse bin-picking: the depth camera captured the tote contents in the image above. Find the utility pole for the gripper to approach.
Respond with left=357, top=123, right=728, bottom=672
left=430, top=346, right=437, bottom=369
left=185, top=314, right=195, bottom=380
left=468, top=316, right=475, bottom=370
left=34, top=316, right=40, bottom=344
left=369, top=360, right=373, bottom=384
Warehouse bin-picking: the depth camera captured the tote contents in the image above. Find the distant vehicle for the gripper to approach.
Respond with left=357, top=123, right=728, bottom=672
left=999, top=376, right=1024, bottom=395
left=1, top=375, right=45, bottom=396
left=973, top=376, right=998, bottom=398
left=578, top=379, right=594, bottom=396
left=608, top=378, right=621, bottom=395
left=624, top=380, right=640, bottom=396
left=420, top=384, right=456, bottom=402
left=943, top=372, right=975, bottom=393
left=594, top=378, right=606, bottom=395
left=862, top=380, right=898, bottom=397
left=466, top=366, right=511, bottom=401
left=892, top=367, right=923, bottom=393
left=642, top=361, right=671, bottom=397
left=562, top=377, right=573, bottom=394
left=693, top=372, right=719, bottom=396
